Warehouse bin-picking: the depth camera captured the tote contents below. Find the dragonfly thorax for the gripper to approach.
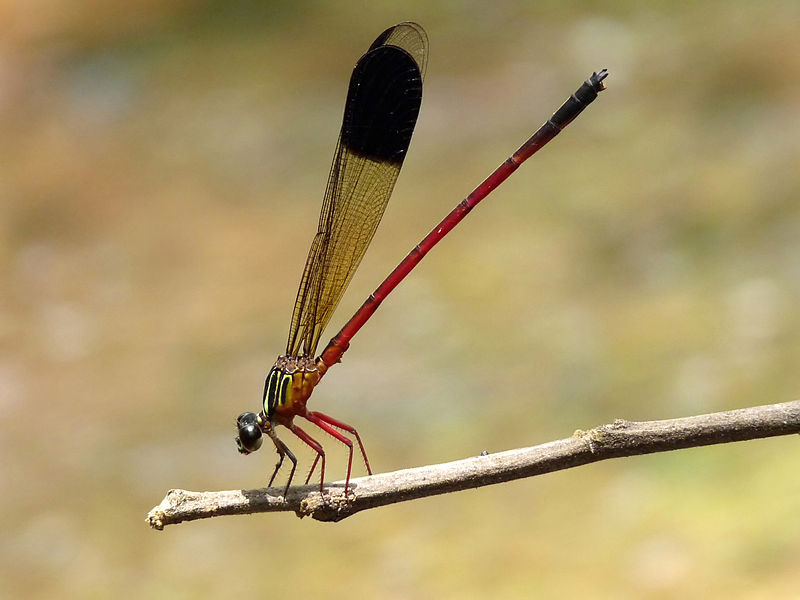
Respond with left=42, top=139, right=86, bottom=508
left=263, top=355, right=321, bottom=419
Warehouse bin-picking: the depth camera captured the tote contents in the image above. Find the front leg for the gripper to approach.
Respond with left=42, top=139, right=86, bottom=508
left=267, top=433, right=297, bottom=497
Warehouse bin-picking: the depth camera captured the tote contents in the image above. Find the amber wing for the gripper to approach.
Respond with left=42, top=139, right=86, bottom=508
left=286, top=23, right=427, bottom=357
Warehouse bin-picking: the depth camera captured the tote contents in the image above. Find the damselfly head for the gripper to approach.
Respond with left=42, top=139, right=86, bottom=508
left=235, top=412, right=264, bottom=454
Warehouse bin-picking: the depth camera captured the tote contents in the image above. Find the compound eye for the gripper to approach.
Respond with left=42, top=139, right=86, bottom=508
left=236, top=413, right=263, bottom=454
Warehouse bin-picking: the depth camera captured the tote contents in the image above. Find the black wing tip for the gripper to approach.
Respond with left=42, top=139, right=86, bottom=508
left=340, top=44, right=423, bottom=163
left=369, top=22, right=428, bottom=80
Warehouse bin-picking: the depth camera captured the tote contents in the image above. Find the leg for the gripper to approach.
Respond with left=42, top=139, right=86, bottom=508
left=309, top=411, right=373, bottom=475
left=267, top=435, right=297, bottom=498
left=305, top=412, right=356, bottom=494
left=305, top=453, right=321, bottom=486
left=288, top=422, right=326, bottom=492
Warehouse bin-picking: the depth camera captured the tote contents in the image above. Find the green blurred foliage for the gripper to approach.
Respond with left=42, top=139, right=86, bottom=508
left=1, top=1, right=799, bottom=598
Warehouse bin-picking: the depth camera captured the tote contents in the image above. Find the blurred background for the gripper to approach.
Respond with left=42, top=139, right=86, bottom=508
left=2, top=1, right=799, bottom=597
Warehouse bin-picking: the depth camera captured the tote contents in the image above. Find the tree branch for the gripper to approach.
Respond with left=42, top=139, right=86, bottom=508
left=147, top=400, right=800, bottom=529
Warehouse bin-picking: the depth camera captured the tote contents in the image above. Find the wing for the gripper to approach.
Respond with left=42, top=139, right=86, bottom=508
left=286, top=23, right=427, bottom=357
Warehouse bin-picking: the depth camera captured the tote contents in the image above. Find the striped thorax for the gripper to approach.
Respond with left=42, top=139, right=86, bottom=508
left=263, top=355, right=321, bottom=418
